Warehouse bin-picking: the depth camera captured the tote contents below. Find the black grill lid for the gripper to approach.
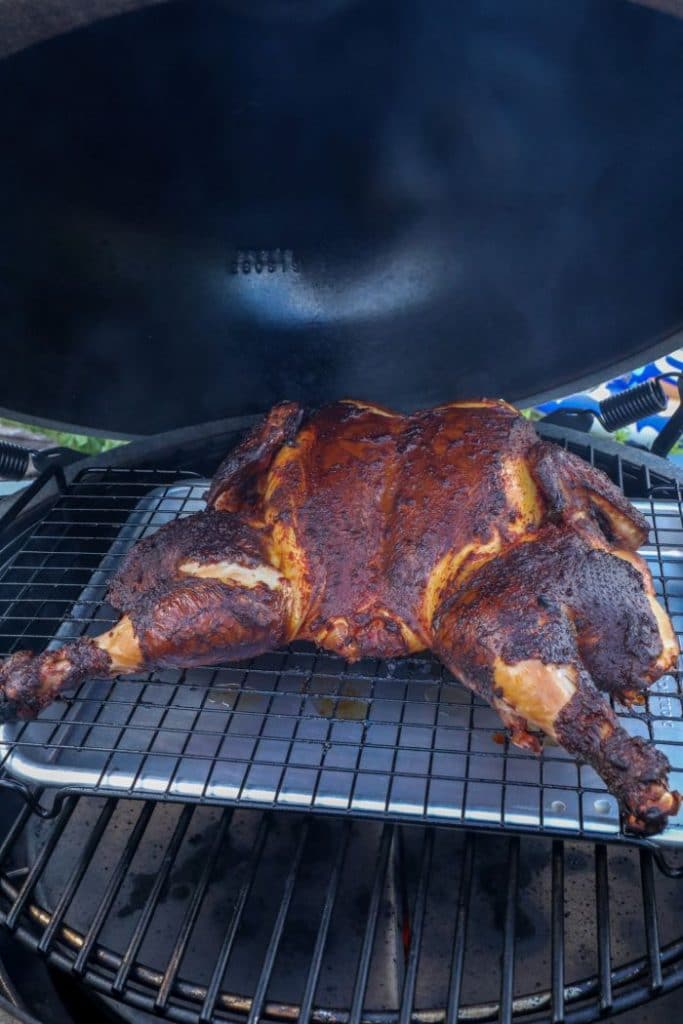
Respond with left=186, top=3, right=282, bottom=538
left=1, top=0, right=683, bottom=435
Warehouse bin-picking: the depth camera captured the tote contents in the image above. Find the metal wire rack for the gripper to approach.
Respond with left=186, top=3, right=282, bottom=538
left=0, top=440, right=682, bottom=849
left=2, top=796, right=683, bottom=1024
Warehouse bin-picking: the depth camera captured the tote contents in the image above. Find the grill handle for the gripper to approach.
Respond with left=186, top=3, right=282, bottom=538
left=541, top=374, right=683, bottom=458
left=651, top=375, right=683, bottom=457
left=0, top=443, right=83, bottom=481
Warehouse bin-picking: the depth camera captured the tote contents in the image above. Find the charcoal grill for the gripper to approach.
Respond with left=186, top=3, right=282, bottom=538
left=3, top=1, right=683, bottom=1022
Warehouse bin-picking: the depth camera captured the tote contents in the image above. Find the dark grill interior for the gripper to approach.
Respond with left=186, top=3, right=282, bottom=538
left=1, top=797, right=683, bottom=1023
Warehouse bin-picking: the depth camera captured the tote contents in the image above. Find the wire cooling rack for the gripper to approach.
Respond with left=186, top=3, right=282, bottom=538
left=0, top=456, right=682, bottom=847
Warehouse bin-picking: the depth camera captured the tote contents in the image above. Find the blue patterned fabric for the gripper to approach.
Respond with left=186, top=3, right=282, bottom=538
left=530, top=348, right=683, bottom=464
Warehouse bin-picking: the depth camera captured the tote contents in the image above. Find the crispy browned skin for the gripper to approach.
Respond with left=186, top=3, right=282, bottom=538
left=0, top=399, right=679, bottom=834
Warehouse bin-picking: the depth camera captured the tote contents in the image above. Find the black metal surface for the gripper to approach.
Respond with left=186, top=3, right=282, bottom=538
left=71, top=800, right=154, bottom=977
left=652, top=377, right=683, bottom=458
left=640, top=848, right=664, bottom=994
left=445, top=834, right=474, bottom=1024
left=198, top=815, right=270, bottom=1024
left=112, top=803, right=194, bottom=995
left=1, top=797, right=683, bottom=1023
left=1, top=0, right=683, bottom=433
left=247, top=821, right=309, bottom=1024
left=296, top=820, right=350, bottom=1024
left=397, top=828, right=432, bottom=1024
left=594, top=843, right=612, bottom=1014
left=155, top=806, right=232, bottom=1011
left=550, top=841, right=564, bottom=1024
left=500, top=838, right=519, bottom=1024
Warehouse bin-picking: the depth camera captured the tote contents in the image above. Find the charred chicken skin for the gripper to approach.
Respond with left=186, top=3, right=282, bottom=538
left=1, top=400, right=680, bottom=834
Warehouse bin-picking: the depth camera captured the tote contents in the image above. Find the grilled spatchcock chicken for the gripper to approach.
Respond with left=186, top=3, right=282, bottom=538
left=1, top=400, right=680, bottom=833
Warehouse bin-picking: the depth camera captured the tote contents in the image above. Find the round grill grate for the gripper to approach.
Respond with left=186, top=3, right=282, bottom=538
left=1, top=797, right=683, bottom=1023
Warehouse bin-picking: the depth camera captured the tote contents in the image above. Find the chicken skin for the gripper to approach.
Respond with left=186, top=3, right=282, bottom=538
left=0, top=399, right=680, bottom=834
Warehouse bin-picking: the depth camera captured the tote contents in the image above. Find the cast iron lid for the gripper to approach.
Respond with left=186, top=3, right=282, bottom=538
left=1, top=0, right=682, bottom=435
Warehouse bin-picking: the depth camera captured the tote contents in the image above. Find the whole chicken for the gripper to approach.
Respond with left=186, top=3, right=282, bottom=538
left=1, top=400, right=680, bottom=834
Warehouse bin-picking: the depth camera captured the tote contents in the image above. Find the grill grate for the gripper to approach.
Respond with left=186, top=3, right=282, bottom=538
left=0, top=439, right=682, bottom=848
left=1, top=796, right=683, bottom=1023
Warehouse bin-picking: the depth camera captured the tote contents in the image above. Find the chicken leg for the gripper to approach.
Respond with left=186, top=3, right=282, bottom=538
left=433, top=524, right=680, bottom=833
left=0, top=510, right=293, bottom=719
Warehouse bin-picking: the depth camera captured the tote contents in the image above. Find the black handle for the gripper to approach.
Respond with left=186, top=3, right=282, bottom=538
left=0, top=443, right=85, bottom=481
left=651, top=405, right=683, bottom=457
left=650, top=375, right=683, bottom=458
left=0, top=442, right=31, bottom=481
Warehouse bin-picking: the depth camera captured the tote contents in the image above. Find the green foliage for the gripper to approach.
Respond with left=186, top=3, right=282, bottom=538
left=0, top=418, right=127, bottom=456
